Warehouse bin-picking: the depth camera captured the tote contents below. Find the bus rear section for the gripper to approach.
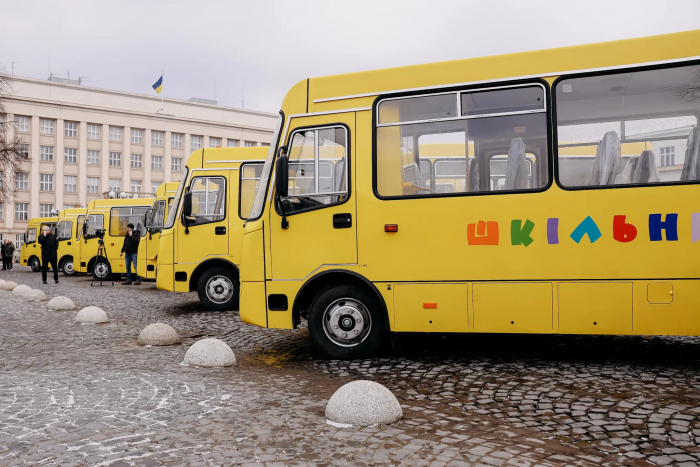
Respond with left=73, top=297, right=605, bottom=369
left=138, top=182, right=179, bottom=280
left=240, top=30, right=700, bottom=359
left=20, top=217, right=58, bottom=272
left=55, top=208, right=87, bottom=276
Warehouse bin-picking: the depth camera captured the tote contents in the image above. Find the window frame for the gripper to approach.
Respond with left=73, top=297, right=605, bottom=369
left=87, top=177, right=100, bottom=193
left=40, top=119, right=54, bottom=135
left=552, top=59, right=700, bottom=192
left=64, top=147, right=78, bottom=163
left=57, top=220, right=73, bottom=241
left=238, top=161, right=265, bottom=220
left=87, top=150, right=100, bottom=165
left=171, top=157, right=182, bottom=172
left=372, top=78, right=553, bottom=201
left=40, top=173, right=53, bottom=191
left=152, top=155, right=163, bottom=170
left=64, top=175, right=77, bottom=193
left=87, top=124, right=101, bottom=140
left=152, top=131, right=163, bottom=146
left=131, top=153, right=142, bottom=168
left=109, top=206, right=148, bottom=237
left=84, top=213, right=104, bottom=238
left=64, top=121, right=78, bottom=138
left=275, top=122, right=352, bottom=217
left=15, top=203, right=29, bottom=221
left=182, top=175, right=227, bottom=227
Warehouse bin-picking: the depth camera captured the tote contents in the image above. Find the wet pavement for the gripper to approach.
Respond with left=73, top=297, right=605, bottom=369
left=1, top=266, right=700, bottom=465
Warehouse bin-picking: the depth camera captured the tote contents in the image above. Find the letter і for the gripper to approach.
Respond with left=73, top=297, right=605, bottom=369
left=511, top=220, right=535, bottom=247
left=692, top=213, right=700, bottom=243
left=649, top=214, right=679, bottom=241
left=613, top=215, right=637, bottom=243
left=468, top=220, right=499, bottom=245
left=570, top=216, right=602, bottom=244
left=547, top=218, right=559, bottom=245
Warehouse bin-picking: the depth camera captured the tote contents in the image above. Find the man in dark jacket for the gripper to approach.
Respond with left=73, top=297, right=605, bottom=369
left=38, top=226, right=59, bottom=284
left=120, top=223, right=141, bottom=285
left=3, top=240, right=15, bottom=270
left=1, top=240, right=6, bottom=270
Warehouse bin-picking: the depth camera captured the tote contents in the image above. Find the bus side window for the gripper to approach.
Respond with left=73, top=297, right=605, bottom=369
left=187, top=177, right=226, bottom=226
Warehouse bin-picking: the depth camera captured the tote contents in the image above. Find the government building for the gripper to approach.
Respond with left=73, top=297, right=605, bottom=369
left=0, top=75, right=278, bottom=247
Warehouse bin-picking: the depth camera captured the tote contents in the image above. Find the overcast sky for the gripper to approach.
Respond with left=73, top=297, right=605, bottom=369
left=1, top=0, right=699, bottom=114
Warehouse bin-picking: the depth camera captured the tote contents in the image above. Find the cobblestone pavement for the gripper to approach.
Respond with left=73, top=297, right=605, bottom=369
left=1, top=267, right=700, bottom=465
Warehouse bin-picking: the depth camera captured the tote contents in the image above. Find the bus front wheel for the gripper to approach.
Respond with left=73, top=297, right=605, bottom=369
left=62, top=258, right=78, bottom=276
left=198, top=267, right=238, bottom=311
left=30, top=257, right=41, bottom=272
left=92, top=259, right=111, bottom=281
left=308, top=284, right=386, bottom=359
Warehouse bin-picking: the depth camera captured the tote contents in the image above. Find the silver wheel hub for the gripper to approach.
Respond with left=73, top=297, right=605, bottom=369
left=322, top=298, right=372, bottom=347
left=64, top=261, right=73, bottom=273
left=206, top=276, right=233, bottom=304
left=95, top=262, right=108, bottom=277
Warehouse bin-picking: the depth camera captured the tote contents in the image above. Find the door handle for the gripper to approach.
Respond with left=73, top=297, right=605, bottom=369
left=67, top=242, right=71, bottom=245
left=215, top=226, right=226, bottom=235
left=333, top=213, right=352, bottom=229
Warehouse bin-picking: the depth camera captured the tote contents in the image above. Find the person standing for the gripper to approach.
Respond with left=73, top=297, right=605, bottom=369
left=120, top=223, right=141, bottom=285
left=4, top=240, right=15, bottom=271
left=1, top=240, right=6, bottom=270
left=38, top=226, right=59, bottom=284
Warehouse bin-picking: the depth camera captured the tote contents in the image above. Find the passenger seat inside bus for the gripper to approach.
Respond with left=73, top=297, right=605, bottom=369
left=504, top=138, right=528, bottom=190
left=631, top=150, right=659, bottom=183
left=588, top=131, right=622, bottom=185
left=615, top=156, right=638, bottom=184
left=681, top=126, right=700, bottom=181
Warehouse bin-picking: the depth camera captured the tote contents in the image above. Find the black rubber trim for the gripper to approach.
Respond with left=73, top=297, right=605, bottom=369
left=238, top=161, right=266, bottom=220
left=247, top=110, right=285, bottom=222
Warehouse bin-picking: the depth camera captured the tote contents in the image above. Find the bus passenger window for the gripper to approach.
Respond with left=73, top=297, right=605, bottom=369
left=376, top=84, right=549, bottom=198
left=239, top=163, right=264, bottom=219
left=556, top=64, right=700, bottom=187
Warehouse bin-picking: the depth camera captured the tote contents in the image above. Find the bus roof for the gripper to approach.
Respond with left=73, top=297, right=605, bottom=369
left=154, top=181, right=181, bottom=198
left=85, top=198, right=154, bottom=212
left=295, top=29, right=700, bottom=114
left=185, top=146, right=269, bottom=169
left=57, top=207, right=87, bottom=219
left=28, top=217, right=58, bottom=227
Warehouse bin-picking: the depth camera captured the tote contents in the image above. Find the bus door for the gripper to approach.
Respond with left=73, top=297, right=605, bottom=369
left=176, top=170, right=230, bottom=266
left=270, top=114, right=356, bottom=279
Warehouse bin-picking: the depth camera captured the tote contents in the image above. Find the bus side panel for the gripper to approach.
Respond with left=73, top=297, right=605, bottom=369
left=393, top=283, right=468, bottom=333
left=473, top=282, right=553, bottom=333
left=265, top=280, right=298, bottom=330
left=634, top=280, right=700, bottom=336
left=558, top=282, right=633, bottom=335
left=240, top=281, right=267, bottom=328
left=157, top=264, right=175, bottom=291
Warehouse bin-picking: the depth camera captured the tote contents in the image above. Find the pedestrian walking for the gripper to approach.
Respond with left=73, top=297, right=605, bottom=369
left=3, top=240, right=15, bottom=271
left=120, top=223, right=141, bottom=285
left=38, top=226, right=59, bottom=284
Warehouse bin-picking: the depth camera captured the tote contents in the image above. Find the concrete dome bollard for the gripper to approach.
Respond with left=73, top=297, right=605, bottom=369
left=183, top=338, right=236, bottom=367
left=23, top=289, right=48, bottom=302
left=325, top=380, right=403, bottom=427
left=138, top=323, right=181, bottom=346
left=0, top=281, right=18, bottom=291
left=47, top=296, right=76, bottom=310
left=75, top=306, right=109, bottom=324
left=12, top=284, right=32, bottom=296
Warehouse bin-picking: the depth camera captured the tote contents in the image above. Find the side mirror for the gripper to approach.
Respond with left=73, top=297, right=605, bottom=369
left=182, top=192, right=193, bottom=217
left=275, top=148, right=289, bottom=198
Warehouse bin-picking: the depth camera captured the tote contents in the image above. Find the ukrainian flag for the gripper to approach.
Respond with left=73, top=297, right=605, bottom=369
left=152, top=75, right=163, bottom=94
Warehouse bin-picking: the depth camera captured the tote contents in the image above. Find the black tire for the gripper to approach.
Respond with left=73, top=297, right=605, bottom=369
left=197, top=267, right=238, bottom=311
left=30, top=257, right=41, bottom=272
left=92, top=258, right=111, bottom=281
left=61, top=257, right=78, bottom=276
left=308, top=284, right=387, bottom=359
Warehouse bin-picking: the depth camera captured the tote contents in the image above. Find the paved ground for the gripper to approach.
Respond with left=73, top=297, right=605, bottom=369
left=1, top=267, right=700, bottom=466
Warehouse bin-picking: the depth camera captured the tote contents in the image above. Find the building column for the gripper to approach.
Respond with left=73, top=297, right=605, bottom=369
left=122, top=125, right=131, bottom=193
left=204, top=135, right=210, bottom=149
left=78, top=121, right=88, bottom=207
left=55, top=118, right=65, bottom=209
left=101, top=124, right=110, bottom=194
left=5, top=113, right=14, bottom=231
left=144, top=129, right=152, bottom=193
left=30, top=116, right=40, bottom=219
left=164, top=131, right=172, bottom=183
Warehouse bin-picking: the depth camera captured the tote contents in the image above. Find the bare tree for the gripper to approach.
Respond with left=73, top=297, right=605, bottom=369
left=0, top=70, right=22, bottom=204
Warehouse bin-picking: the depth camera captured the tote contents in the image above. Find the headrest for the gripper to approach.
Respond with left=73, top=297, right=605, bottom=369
left=504, top=138, right=527, bottom=190
left=631, top=150, right=659, bottom=184
left=681, top=127, right=700, bottom=181
left=588, top=131, right=622, bottom=185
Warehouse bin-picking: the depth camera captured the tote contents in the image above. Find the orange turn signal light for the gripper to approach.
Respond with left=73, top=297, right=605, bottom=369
left=423, top=303, right=437, bottom=309
left=385, top=224, right=398, bottom=232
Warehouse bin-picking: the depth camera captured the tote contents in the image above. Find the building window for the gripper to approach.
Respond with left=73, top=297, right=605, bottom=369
left=131, top=154, right=142, bottom=168
left=172, top=133, right=182, bottom=148
left=14, top=116, right=30, bottom=132
left=109, top=178, right=121, bottom=192
left=40, top=173, right=53, bottom=191
left=227, top=139, right=239, bottom=147
left=64, top=175, right=77, bottom=193
left=0, top=114, right=4, bottom=131
left=109, top=126, right=122, bottom=141
left=131, top=129, right=143, bottom=144
left=40, top=119, right=54, bottom=135
left=244, top=141, right=256, bottom=147
left=151, top=155, right=163, bottom=170
left=87, top=124, right=100, bottom=140
left=209, top=137, right=221, bottom=148
left=88, top=150, right=100, bottom=165
left=15, top=234, right=23, bottom=249
left=64, top=121, right=78, bottom=138
left=191, top=135, right=202, bottom=150
left=40, top=204, right=54, bottom=217
left=15, top=203, right=28, bottom=221
left=15, top=172, right=29, bottom=190
left=18, top=144, right=29, bottom=159
left=660, top=146, right=675, bottom=167
left=109, top=152, right=121, bottom=166
left=261, top=143, right=270, bottom=147
left=87, top=177, right=100, bottom=193
left=152, top=131, right=163, bottom=146
left=151, top=182, right=161, bottom=194
left=131, top=180, right=142, bottom=192
left=0, top=203, right=3, bottom=220
left=64, top=147, right=77, bottom=163
left=171, top=157, right=182, bottom=172
left=40, top=146, right=54, bottom=161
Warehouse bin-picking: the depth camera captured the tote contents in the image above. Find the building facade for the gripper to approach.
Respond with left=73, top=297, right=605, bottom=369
left=0, top=76, right=277, bottom=247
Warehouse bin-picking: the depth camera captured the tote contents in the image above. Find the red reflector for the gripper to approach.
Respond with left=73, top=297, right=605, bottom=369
left=423, top=303, right=437, bottom=309
left=385, top=224, right=398, bottom=232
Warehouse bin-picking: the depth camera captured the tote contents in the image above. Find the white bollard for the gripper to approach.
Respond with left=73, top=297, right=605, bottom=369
left=138, top=323, right=181, bottom=346
left=75, top=306, right=109, bottom=324
left=47, top=296, right=75, bottom=310
left=325, top=380, right=403, bottom=427
left=182, top=338, right=236, bottom=367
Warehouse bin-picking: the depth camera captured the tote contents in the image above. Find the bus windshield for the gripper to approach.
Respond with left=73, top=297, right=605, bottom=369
left=248, top=113, right=284, bottom=220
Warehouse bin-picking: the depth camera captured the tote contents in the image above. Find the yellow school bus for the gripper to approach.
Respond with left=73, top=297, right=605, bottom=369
left=55, top=207, right=88, bottom=276
left=20, top=216, right=58, bottom=271
left=236, top=29, right=700, bottom=358
left=78, top=198, right=153, bottom=281
left=156, top=146, right=268, bottom=310
left=137, top=182, right=179, bottom=280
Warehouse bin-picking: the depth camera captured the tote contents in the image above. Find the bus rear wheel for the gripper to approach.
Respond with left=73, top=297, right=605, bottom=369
left=198, top=267, right=238, bottom=311
left=62, top=258, right=77, bottom=276
left=30, top=257, right=41, bottom=272
left=92, top=259, right=111, bottom=281
left=308, top=284, right=386, bottom=359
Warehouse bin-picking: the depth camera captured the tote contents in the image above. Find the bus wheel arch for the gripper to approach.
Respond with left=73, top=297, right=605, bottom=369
left=59, top=255, right=77, bottom=276
left=28, top=256, right=41, bottom=272
left=191, top=259, right=239, bottom=312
